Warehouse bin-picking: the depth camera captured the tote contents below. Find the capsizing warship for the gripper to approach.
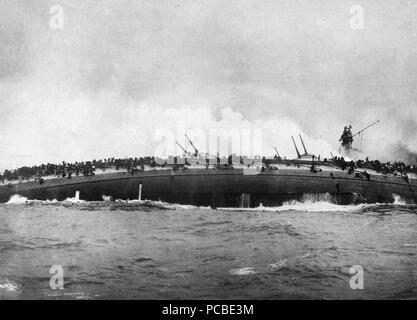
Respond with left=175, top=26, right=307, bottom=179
left=1, top=122, right=416, bottom=207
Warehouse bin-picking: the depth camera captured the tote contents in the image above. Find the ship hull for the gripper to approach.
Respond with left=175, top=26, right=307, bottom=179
left=0, top=168, right=416, bottom=207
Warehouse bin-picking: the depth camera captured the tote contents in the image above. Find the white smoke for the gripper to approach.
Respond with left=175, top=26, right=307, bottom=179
left=1, top=1, right=417, bottom=169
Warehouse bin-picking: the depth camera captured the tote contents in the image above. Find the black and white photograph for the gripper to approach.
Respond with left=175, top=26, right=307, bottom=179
left=0, top=0, right=416, bottom=305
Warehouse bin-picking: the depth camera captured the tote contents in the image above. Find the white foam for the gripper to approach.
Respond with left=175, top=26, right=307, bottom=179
left=173, top=204, right=212, bottom=210
left=273, top=200, right=362, bottom=212
left=0, top=280, right=19, bottom=292
left=229, top=267, right=257, bottom=276
left=219, top=193, right=365, bottom=212
left=219, top=201, right=362, bottom=212
left=122, top=199, right=210, bottom=210
left=270, top=259, right=287, bottom=269
left=64, top=190, right=85, bottom=203
left=101, top=195, right=112, bottom=201
left=5, top=194, right=29, bottom=204
left=392, top=194, right=406, bottom=205
left=5, top=195, right=61, bottom=205
left=30, top=199, right=59, bottom=204
left=64, top=197, right=85, bottom=203
left=64, top=198, right=85, bottom=203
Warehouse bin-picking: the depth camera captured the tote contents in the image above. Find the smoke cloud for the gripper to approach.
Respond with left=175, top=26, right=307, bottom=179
left=1, top=0, right=416, bottom=170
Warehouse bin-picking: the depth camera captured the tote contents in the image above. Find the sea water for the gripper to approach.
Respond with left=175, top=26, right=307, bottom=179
left=0, top=196, right=416, bottom=299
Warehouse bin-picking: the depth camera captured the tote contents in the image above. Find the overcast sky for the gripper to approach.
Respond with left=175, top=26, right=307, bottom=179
left=1, top=0, right=417, bottom=169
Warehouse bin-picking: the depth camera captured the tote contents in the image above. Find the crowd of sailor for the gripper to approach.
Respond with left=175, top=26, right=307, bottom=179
left=330, top=156, right=413, bottom=177
left=0, top=155, right=416, bottom=184
left=0, top=158, right=151, bottom=183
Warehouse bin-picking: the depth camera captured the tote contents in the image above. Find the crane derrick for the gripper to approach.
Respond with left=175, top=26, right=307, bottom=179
left=339, top=120, right=380, bottom=154
left=185, top=134, right=199, bottom=158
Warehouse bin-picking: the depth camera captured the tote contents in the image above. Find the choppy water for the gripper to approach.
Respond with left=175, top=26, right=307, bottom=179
left=0, top=196, right=416, bottom=299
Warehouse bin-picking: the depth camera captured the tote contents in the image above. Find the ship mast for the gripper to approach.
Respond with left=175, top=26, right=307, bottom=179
left=185, top=134, right=199, bottom=157
left=176, top=141, right=191, bottom=157
left=299, top=134, right=308, bottom=155
left=291, top=136, right=301, bottom=159
left=274, top=146, right=280, bottom=158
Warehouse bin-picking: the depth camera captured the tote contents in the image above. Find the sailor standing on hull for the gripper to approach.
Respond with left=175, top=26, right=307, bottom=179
left=339, top=125, right=353, bottom=151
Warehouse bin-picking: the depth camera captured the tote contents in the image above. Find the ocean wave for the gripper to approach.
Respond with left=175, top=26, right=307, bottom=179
left=269, top=259, right=288, bottom=269
left=0, top=242, right=36, bottom=251
left=4, top=194, right=416, bottom=214
left=193, top=220, right=233, bottom=227
left=219, top=201, right=363, bottom=212
left=219, top=201, right=417, bottom=214
left=393, top=194, right=406, bottom=205
left=3, top=194, right=212, bottom=211
left=4, top=195, right=176, bottom=210
left=404, top=243, right=417, bottom=248
left=5, top=194, right=30, bottom=204
left=0, top=279, right=19, bottom=292
left=134, top=257, right=154, bottom=263
left=229, top=267, right=258, bottom=276
left=37, top=240, right=84, bottom=250
left=359, top=203, right=417, bottom=215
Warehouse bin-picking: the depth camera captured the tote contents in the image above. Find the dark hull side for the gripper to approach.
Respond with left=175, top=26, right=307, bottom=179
left=0, top=168, right=416, bottom=207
